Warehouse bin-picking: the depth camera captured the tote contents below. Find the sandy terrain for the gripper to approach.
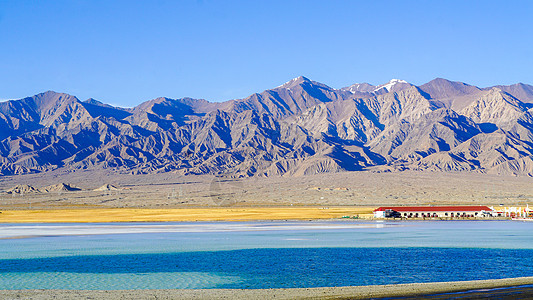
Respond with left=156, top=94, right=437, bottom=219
left=1, top=170, right=533, bottom=210
left=0, top=207, right=373, bottom=223
left=2, top=276, right=533, bottom=299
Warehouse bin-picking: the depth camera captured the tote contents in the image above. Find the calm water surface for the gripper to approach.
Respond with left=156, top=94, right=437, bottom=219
left=1, top=221, right=533, bottom=289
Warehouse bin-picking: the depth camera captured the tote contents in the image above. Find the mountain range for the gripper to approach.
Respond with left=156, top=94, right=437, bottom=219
left=1, top=77, right=533, bottom=177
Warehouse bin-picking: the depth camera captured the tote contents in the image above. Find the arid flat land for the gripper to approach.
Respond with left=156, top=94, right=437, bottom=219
left=1, top=170, right=532, bottom=211
left=0, top=207, right=373, bottom=223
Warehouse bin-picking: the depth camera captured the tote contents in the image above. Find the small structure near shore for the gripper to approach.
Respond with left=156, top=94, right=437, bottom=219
left=373, top=206, right=494, bottom=219
left=490, top=205, right=532, bottom=218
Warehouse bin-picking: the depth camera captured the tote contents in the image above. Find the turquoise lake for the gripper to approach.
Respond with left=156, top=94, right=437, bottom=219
left=1, top=221, right=533, bottom=289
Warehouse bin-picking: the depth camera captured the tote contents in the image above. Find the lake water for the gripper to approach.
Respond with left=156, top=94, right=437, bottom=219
left=1, top=221, right=533, bottom=289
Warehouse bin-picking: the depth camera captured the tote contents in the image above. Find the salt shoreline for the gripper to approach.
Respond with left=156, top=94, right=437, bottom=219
left=2, top=276, right=533, bottom=299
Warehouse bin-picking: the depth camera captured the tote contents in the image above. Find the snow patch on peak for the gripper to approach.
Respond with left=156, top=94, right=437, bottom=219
left=341, top=82, right=375, bottom=94
left=391, top=79, right=408, bottom=84
left=347, top=86, right=360, bottom=93
left=347, top=83, right=371, bottom=93
left=277, top=76, right=309, bottom=88
left=374, top=79, right=409, bottom=92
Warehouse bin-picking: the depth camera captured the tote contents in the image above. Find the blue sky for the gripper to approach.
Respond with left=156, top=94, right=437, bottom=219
left=0, top=0, right=531, bottom=107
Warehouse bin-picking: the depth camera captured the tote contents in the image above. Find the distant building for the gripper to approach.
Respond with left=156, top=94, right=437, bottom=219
left=373, top=206, right=493, bottom=218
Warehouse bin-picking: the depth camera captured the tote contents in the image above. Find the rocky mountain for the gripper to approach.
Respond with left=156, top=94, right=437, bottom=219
left=1, top=77, right=533, bottom=177
left=491, top=83, right=533, bottom=104
left=341, top=79, right=413, bottom=97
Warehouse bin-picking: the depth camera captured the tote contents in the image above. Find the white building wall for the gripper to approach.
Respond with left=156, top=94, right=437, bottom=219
left=376, top=210, right=493, bottom=218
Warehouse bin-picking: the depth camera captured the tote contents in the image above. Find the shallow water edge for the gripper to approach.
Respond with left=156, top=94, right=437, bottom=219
left=2, top=276, right=533, bottom=300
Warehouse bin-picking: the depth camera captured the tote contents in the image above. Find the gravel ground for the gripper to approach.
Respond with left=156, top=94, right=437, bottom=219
left=2, top=276, right=533, bottom=300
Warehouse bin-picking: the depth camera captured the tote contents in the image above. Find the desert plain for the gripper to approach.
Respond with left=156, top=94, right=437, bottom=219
left=0, top=169, right=532, bottom=222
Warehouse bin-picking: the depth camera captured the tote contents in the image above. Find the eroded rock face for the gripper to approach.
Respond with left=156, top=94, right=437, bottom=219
left=1, top=77, right=533, bottom=177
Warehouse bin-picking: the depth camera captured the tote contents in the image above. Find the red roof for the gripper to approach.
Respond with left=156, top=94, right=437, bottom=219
left=374, top=206, right=492, bottom=212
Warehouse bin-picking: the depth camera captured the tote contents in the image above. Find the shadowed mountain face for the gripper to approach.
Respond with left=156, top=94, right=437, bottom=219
left=1, top=78, right=533, bottom=177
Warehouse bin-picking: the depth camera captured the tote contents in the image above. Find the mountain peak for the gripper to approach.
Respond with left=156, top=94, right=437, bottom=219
left=341, top=82, right=375, bottom=93
left=374, top=79, right=410, bottom=93
left=341, top=79, right=411, bottom=95
left=29, top=91, right=79, bottom=112
left=388, top=79, right=408, bottom=84
left=292, top=75, right=310, bottom=82
left=425, top=77, right=472, bottom=86
left=491, top=82, right=533, bottom=104
left=84, top=98, right=107, bottom=106
left=33, top=90, right=74, bottom=99
left=419, top=78, right=480, bottom=100
left=429, top=77, right=451, bottom=83
left=277, top=76, right=311, bottom=88
left=3, top=76, right=533, bottom=178
left=41, top=90, right=60, bottom=95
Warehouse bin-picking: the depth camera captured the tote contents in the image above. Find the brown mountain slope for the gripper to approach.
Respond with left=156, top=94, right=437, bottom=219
left=1, top=77, right=533, bottom=177
left=492, top=83, right=533, bottom=103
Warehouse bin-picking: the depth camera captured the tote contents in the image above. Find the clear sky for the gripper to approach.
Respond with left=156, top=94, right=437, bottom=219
left=0, top=0, right=531, bottom=107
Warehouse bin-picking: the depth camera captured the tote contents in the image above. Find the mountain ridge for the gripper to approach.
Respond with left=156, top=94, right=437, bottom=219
left=1, top=77, right=533, bottom=177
